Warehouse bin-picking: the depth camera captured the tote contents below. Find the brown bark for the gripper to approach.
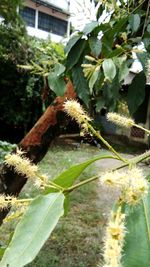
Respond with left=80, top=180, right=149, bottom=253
left=0, top=82, right=76, bottom=224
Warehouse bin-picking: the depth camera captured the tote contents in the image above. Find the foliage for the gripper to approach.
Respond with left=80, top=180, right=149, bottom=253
left=0, top=141, right=16, bottom=163
left=0, top=24, right=65, bottom=141
left=51, top=1, right=150, bottom=117
left=19, top=39, right=65, bottom=77
left=1, top=102, right=150, bottom=266
left=1, top=193, right=65, bottom=267
left=0, top=0, right=23, bottom=26
left=0, top=0, right=66, bottom=141
left=123, top=195, right=150, bottom=267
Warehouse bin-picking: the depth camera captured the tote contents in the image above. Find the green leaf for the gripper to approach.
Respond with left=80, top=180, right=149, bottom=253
left=118, top=60, right=129, bottom=82
left=95, top=97, right=105, bottom=112
left=72, top=65, right=90, bottom=106
left=147, top=24, right=150, bottom=33
left=63, top=195, right=70, bottom=216
left=127, top=71, right=146, bottom=115
left=136, top=52, right=150, bottom=73
left=0, top=248, right=5, bottom=258
left=52, top=153, right=115, bottom=189
left=54, top=63, right=65, bottom=76
left=123, top=191, right=150, bottom=267
left=129, top=14, right=141, bottom=33
left=113, top=56, right=129, bottom=82
left=0, top=193, right=65, bottom=267
left=65, top=33, right=82, bottom=54
left=83, top=21, right=99, bottom=35
left=103, top=74, right=120, bottom=111
left=89, top=37, right=102, bottom=57
left=48, top=63, right=66, bottom=96
left=102, top=58, right=116, bottom=82
left=145, top=173, right=150, bottom=182
left=48, top=73, right=66, bottom=96
left=143, top=33, right=150, bottom=50
left=89, top=66, right=100, bottom=93
left=66, top=39, right=86, bottom=70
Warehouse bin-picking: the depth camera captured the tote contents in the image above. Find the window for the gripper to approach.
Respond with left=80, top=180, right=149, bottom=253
left=19, top=7, right=35, bottom=27
left=38, top=11, right=67, bottom=36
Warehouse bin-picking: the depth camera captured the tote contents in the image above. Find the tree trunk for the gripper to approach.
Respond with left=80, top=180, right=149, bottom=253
left=0, top=82, right=76, bottom=224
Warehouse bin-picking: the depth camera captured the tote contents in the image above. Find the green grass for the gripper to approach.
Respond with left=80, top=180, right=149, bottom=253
left=0, top=144, right=106, bottom=267
left=26, top=145, right=103, bottom=267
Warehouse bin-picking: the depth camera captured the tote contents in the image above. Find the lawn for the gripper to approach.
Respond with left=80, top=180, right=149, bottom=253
left=26, top=144, right=104, bottom=267
left=0, top=143, right=106, bottom=267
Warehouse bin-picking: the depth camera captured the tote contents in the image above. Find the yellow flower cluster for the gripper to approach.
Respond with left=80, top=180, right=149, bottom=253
left=5, top=150, right=38, bottom=179
left=100, top=167, right=148, bottom=205
left=101, top=170, right=126, bottom=188
left=107, top=112, right=134, bottom=128
left=122, top=168, right=148, bottom=205
left=64, top=100, right=91, bottom=133
left=0, top=194, right=17, bottom=210
left=34, top=174, right=48, bottom=189
left=103, top=207, right=126, bottom=267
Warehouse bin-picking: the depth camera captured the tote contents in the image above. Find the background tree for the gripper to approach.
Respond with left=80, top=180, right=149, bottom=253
left=0, top=0, right=23, bottom=26
left=0, top=0, right=75, bottom=224
left=54, top=0, right=150, bottom=119
left=0, top=0, right=66, bottom=142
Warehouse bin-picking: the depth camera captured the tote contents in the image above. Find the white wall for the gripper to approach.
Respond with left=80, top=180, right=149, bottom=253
left=27, top=26, right=64, bottom=42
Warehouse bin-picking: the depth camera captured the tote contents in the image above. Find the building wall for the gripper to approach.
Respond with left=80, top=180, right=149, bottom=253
left=43, top=0, right=69, bottom=11
left=22, top=0, right=70, bottom=41
left=25, top=0, right=68, bottom=20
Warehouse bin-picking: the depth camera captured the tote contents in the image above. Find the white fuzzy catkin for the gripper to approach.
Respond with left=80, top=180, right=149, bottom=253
left=107, top=112, right=134, bottom=128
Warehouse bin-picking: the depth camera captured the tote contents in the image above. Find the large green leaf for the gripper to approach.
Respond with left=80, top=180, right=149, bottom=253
left=113, top=56, right=129, bottom=82
left=54, top=63, right=65, bottom=76
left=48, top=63, right=66, bottom=96
left=143, top=32, right=150, bottom=50
left=0, top=193, right=64, bottom=267
left=102, top=58, right=116, bottom=82
left=123, top=191, right=150, bottom=267
left=136, top=52, right=150, bottom=73
left=103, top=73, right=120, bottom=111
left=72, top=65, right=90, bottom=106
left=127, top=71, right=146, bottom=115
left=66, top=39, right=86, bottom=70
left=83, top=21, right=99, bottom=35
left=95, top=97, right=105, bottom=112
left=52, top=152, right=116, bottom=189
left=89, top=37, right=102, bottom=57
left=65, top=33, right=82, bottom=54
left=48, top=73, right=66, bottom=96
left=89, top=66, right=100, bottom=93
left=129, top=14, right=141, bottom=34
left=101, top=18, right=127, bottom=57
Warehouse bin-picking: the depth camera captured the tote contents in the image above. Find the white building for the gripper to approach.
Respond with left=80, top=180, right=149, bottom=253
left=19, top=0, right=70, bottom=42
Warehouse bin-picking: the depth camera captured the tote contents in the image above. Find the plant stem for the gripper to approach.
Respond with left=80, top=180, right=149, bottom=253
left=131, top=149, right=150, bottom=164
left=87, top=122, right=127, bottom=163
left=64, top=149, right=150, bottom=194
left=17, top=198, right=33, bottom=202
left=37, top=173, right=63, bottom=190
left=130, top=0, right=145, bottom=14
left=63, top=175, right=99, bottom=193
left=141, top=0, right=150, bottom=37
